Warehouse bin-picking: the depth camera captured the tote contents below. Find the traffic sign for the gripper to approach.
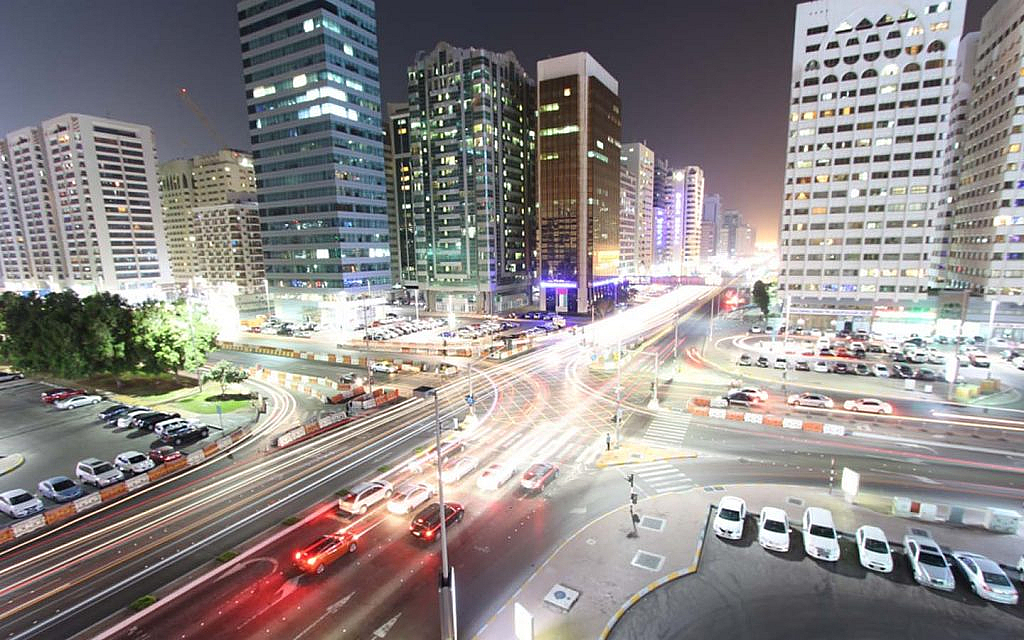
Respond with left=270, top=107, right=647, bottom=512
left=465, top=394, right=475, bottom=406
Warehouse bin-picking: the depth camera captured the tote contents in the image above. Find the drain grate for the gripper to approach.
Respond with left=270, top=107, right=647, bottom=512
left=543, top=583, right=580, bottom=612
left=631, top=549, right=665, bottom=572
left=639, top=515, right=666, bottom=532
left=787, top=497, right=804, bottom=507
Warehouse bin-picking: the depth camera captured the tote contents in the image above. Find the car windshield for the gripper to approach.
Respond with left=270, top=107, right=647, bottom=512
left=864, top=539, right=888, bottom=553
left=128, top=455, right=146, bottom=464
left=304, top=536, right=337, bottom=555
left=93, top=463, right=114, bottom=474
left=809, top=525, right=835, bottom=538
left=763, top=520, right=786, bottom=533
left=918, top=551, right=947, bottom=567
left=10, top=493, right=33, bottom=505
left=51, top=479, right=75, bottom=491
left=982, top=572, right=1011, bottom=587
left=719, top=508, right=740, bottom=521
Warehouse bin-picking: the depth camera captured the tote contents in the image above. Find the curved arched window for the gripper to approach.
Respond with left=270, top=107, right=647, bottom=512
left=884, top=48, right=901, bottom=58
left=863, top=51, right=880, bottom=61
left=805, top=60, right=820, bottom=71
left=826, top=41, right=840, bottom=49
left=881, top=63, right=899, bottom=76
left=824, top=58, right=840, bottom=67
left=861, top=68, right=878, bottom=79
left=905, top=44, right=922, bottom=55
left=846, top=37, right=860, bottom=46
left=841, top=71, right=857, bottom=81
left=927, top=40, right=945, bottom=53
left=823, top=74, right=838, bottom=84
left=904, top=62, right=921, bottom=72
left=844, top=55, right=859, bottom=64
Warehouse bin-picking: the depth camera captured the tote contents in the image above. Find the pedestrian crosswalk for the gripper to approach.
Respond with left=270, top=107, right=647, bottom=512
left=628, top=460, right=692, bottom=494
left=642, top=411, right=690, bottom=449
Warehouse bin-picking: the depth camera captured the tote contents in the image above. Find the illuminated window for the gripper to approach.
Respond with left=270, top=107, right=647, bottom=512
left=539, top=103, right=560, bottom=112
left=563, top=88, right=572, bottom=97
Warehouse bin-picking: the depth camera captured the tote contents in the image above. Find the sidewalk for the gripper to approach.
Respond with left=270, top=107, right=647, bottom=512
left=474, top=483, right=1024, bottom=640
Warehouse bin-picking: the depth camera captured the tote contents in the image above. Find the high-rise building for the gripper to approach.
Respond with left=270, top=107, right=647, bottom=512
left=779, top=0, right=966, bottom=322
left=652, top=158, right=672, bottom=270
left=158, top=150, right=265, bottom=311
left=619, top=164, right=637, bottom=275
left=404, top=43, right=535, bottom=313
left=947, top=0, right=1024, bottom=299
left=238, top=0, right=389, bottom=322
left=384, top=102, right=416, bottom=291
left=537, top=52, right=622, bottom=314
left=622, top=142, right=655, bottom=274
left=718, top=209, right=756, bottom=258
left=702, top=192, right=722, bottom=259
left=0, top=114, right=171, bottom=297
left=678, top=165, right=705, bottom=272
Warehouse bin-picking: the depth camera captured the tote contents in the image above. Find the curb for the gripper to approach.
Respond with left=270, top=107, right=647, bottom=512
left=599, top=503, right=714, bottom=639
left=0, top=454, right=25, bottom=476
left=595, top=448, right=698, bottom=468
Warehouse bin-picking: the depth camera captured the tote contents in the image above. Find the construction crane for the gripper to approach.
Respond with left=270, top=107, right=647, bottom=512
left=178, top=87, right=228, bottom=150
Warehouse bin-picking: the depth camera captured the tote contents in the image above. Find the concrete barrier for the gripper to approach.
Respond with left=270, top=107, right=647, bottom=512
left=802, top=421, right=824, bottom=433
left=725, top=410, right=744, bottom=421
left=125, top=475, right=150, bottom=492
left=743, top=413, right=763, bottom=424
left=823, top=423, right=846, bottom=436
left=691, top=397, right=710, bottom=407
left=782, top=417, right=803, bottom=430
left=74, top=492, right=102, bottom=513
left=44, top=504, right=76, bottom=525
left=99, top=484, right=127, bottom=501
left=762, top=415, right=784, bottom=427
left=186, top=451, right=205, bottom=466
left=11, top=515, right=46, bottom=537
left=708, top=408, right=727, bottom=420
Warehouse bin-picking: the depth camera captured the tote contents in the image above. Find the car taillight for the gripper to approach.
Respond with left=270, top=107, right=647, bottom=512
left=425, top=529, right=434, bottom=538
left=294, top=552, right=302, bottom=560
left=306, top=557, right=316, bottom=566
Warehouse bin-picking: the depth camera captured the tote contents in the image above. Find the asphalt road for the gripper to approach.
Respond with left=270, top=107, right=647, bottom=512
left=3, top=286, right=1023, bottom=640
left=612, top=515, right=1024, bottom=640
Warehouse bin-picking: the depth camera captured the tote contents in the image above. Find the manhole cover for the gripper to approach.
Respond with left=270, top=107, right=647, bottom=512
left=639, top=516, right=666, bottom=532
left=586, top=538, right=597, bottom=545
left=631, top=550, right=665, bottom=572
left=787, top=497, right=804, bottom=507
left=543, top=583, right=580, bottom=612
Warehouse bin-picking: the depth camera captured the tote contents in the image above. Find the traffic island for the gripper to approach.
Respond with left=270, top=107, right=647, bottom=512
left=0, top=454, right=25, bottom=476
left=594, top=442, right=697, bottom=468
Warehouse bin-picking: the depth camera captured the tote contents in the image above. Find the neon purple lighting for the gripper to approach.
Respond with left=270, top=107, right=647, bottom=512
left=591, top=277, right=622, bottom=288
left=539, top=280, right=578, bottom=289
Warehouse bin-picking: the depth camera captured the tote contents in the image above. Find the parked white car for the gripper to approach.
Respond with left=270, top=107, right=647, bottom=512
left=476, top=462, right=516, bottom=491
left=114, top=451, right=156, bottom=475
left=951, top=551, right=1018, bottom=605
left=386, top=482, right=433, bottom=515
left=370, top=361, right=399, bottom=374
left=54, top=394, right=102, bottom=410
left=0, top=489, right=44, bottom=519
left=904, top=533, right=955, bottom=591
left=801, top=507, right=840, bottom=561
left=855, top=525, right=893, bottom=573
left=757, top=507, right=790, bottom=552
left=842, top=398, right=893, bottom=414
left=871, top=363, right=890, bottom=377
left=116, top=409, right=153, bottom=429
left=713, top=496, right=746, bottom=540
left=813, top=361, right=829, bottom=373
left=75, top=458, right=124, bottom=487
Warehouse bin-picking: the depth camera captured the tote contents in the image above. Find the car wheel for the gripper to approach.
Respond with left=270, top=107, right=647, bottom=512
left=315, top=563, right=325, bottom=575
left=348, top=542, right=357, bottom=554
left=359, top=504, right=368, bottom=515
left=174, top=438, right=182, bottom=445
left=384, top=489, right=393, bottom=498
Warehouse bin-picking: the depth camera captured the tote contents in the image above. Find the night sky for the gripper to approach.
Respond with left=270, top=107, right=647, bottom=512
left=0, top=0, right=995, bottom=243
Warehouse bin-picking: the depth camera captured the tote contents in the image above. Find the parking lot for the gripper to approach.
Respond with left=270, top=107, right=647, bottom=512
left=614, top=513, right=1024, bottom=640
left=0, top=377, right=224, bottom=522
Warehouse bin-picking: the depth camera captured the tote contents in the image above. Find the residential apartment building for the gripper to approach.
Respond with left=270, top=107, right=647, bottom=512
left=650, top=161, right=704, bottom=274
left=238, top=0, right=389, bottom=322
left=622, top=142, right=655, bottom=274
left=403, top=42, right=535, bottom=313
left=384, top=102, right=416, bottom=291
left=678, top=165, right=705, bottom=272
left=946, top=0, right=1024, bottom=299
left=652, top=158, right=672, bottom=270
left=718, top=209, right=756, bottom=258
left=537, top=52, right=621, bottom=314
left=702, top=192, right=722, bottom=259
left=619, top=164, right=637, bottom=275
left=158, top=158, right=196, bottom=286
left=779, top=0, right=966, bottom=326
left=0, top=114, right=170, bottom=297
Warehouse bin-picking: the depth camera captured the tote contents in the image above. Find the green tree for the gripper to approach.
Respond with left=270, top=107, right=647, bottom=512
left=133, top=300, right=218, bottom=375
left=752, top=280, right=771, bottom=319
left=202, top=360, right=249, bottom=398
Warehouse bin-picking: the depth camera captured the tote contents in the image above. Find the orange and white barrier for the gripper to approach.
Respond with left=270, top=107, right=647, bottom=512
left=686, top=398, right=846, bottom=437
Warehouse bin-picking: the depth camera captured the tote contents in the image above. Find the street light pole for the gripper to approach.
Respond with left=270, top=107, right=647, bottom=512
left=648, top=351, right=659, bottom=410
left=615, top=338, right=622, bottom=447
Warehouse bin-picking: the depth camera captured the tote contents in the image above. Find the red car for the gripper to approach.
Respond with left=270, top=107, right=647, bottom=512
left=41, top=388, right=86, bottom=403
left=410, top=502, right=464, bottom=541
left=293, top=532, right=357, bottom=574
left=148, top=446, right=183, bottom=463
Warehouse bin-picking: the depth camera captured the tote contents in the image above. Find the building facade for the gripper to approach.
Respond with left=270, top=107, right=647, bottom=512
left=652, top=158, right=672, bottom=271
left=537, top=52, right=622, bottom=314
left=678, top=165, right=705, bottom=273
left=779, top=0, right=966, bottom=323
left=718, top=209, right=756, bottom=258
left=404, top=42, right=535, bottom=314
left=622, top=142, right=655, bottom=274
left=946, top=0, right=1024, bottom=299
left=702, top=192, right=722, bottom=259
left=0, top=114, right=171, bottom=297
left=158, top=158, right=196, bottom=286
left=238, top=0, right=390, bottom=322
left=619, top=164, right=637, bottom=275
left=384, top=102, right=416, bottom=291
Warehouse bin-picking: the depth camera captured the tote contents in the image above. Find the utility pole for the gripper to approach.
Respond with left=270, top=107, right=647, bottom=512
left=828, top=456, right=836, bottom=495
left=648, top=351, right=660, bottom=410
left=615, top=338, right=622, bottom=447
left=948, top=288, right=969, bottom=400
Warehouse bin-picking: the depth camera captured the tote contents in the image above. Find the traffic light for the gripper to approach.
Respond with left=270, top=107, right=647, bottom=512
left=626, top=473, right=634, bottom=485
left=630, top=489, right=638, bottom=505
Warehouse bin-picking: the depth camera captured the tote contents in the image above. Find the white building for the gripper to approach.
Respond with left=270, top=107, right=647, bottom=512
left=678, top=165, right=704, bottom=272
left=622, top=142, right=655, bottom=274
left=947, top=0, right=1024, bottom=299
left=779, top=0, right=966, bottom=327
left=0, top=114, right=171, bottom=297
left=619, top=164, right=637, bottom=275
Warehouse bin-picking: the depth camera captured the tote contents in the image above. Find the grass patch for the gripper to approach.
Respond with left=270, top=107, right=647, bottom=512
left=128, top=595, right=157, bottom=611
left=281, top=516, right=300, bottom=526
left=216, top=550, right=239, bottom=563
left=169, top=393, right=252, bottom=415
left=376, top=464, right=390, bottom=473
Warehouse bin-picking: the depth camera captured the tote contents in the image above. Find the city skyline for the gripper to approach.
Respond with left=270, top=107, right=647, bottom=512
left=0, top=1, right=995, bottom=244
